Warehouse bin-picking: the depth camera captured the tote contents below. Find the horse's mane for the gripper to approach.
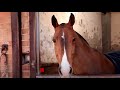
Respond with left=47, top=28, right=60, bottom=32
left=75, top=31, right=89, bottom=45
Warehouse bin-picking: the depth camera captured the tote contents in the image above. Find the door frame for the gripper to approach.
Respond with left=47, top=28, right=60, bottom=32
left=11, top=12, right=37, bottom=78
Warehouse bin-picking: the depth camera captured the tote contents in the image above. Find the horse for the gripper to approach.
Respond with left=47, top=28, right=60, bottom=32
left=51, top=13, right=120, bottom=78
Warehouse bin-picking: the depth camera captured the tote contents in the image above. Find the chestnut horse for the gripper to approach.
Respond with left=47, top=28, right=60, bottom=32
left=51, top=13, right=116, bottom=78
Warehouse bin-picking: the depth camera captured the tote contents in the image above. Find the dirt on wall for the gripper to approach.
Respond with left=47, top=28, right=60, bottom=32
left=39, top=12, right=102, bottom=63
left=111, top=12, right=120, bottom=51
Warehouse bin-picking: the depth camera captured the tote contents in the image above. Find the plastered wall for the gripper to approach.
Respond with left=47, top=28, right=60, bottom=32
left=111, top=12, right=120, bottom=51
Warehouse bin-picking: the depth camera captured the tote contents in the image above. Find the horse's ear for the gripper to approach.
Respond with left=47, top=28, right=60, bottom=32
left=68, top=13, right=75, bottom=26
left=51, top=15, right=59, bottom=28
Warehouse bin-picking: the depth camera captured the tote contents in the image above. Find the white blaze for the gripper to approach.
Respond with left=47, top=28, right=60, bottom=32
left=61, top=32, right=71, bottom=77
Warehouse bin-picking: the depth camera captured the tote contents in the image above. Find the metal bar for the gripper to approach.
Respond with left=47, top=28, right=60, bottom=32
left=36, top=12, right=40, bottom=75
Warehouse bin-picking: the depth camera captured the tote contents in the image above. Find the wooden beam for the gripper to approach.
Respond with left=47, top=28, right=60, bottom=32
left=18, top=12, right=22, bottom=78
left=29, top=12, right=36, bottom=78
left=11, top=12, right=22, bottom=78
left=102, top=12, right=111, bottom=53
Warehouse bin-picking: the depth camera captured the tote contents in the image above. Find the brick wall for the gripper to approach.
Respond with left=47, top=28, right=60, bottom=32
left=0, top=12, right=12, bottom=77
left=21, top=12, right=30, bottom=78
left=0, top=12, right=30, bottom=78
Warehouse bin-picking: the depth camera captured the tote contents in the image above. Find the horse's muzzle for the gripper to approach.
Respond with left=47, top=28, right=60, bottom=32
left=58, top=66, right=73, bottom=78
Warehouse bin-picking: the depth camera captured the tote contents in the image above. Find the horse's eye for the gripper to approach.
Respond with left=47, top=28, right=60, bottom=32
left=53, top=38, right=56, bottom=43
left=72, top=38, right=76, bottom=42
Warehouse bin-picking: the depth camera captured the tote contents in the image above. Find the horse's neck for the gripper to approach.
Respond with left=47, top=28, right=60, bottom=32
left=73, top=40, right=115, bottom=74
left=75, top=41, right=92, bottom=60
left=74, top=33, right=100, bottom=60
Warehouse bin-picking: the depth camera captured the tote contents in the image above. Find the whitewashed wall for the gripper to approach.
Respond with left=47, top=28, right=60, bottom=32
left=39, top=12, right=102, bottom=63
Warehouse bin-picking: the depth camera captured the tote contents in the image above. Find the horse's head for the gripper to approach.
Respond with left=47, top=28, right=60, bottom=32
left=51, top=13, right=77, bottom=77
left=51, top=13, right=116, bottom=76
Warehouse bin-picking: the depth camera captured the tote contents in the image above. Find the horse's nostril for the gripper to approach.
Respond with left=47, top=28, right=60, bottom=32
left=58, top=66, right=62, bottom=75
left=69, top=67, right=73, bottom=74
